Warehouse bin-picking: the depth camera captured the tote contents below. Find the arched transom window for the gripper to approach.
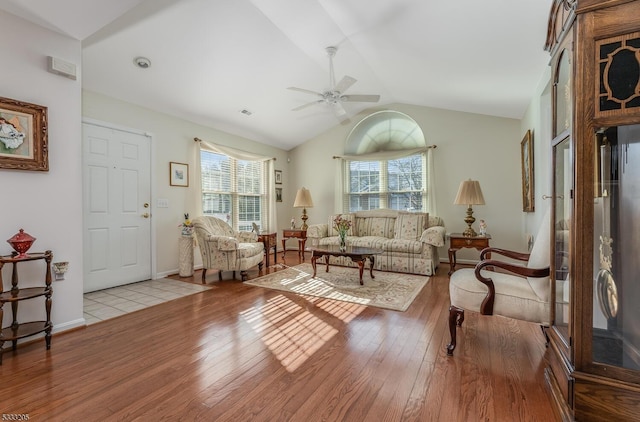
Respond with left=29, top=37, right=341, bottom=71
left=337, top=111, right=435, bottom=213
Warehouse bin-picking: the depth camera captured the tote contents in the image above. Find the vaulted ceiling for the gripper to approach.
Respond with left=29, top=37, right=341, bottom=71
left=0, top=0, right=552, bottom=150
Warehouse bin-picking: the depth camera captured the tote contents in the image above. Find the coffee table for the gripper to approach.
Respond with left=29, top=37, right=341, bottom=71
left=307, top=245, right=384, bottom=285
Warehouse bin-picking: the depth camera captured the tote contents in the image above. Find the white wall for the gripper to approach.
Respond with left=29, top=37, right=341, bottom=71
left=521, top=66, right=553, bottom=243
left=0, top=12, right=84, bottom=332
left=82, top=91, right=290, bottom=276
left=289, top=103, right=524, bottom=262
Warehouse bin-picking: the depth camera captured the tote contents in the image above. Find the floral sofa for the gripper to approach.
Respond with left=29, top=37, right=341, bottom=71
left=306, top=209, right=446, bottom=276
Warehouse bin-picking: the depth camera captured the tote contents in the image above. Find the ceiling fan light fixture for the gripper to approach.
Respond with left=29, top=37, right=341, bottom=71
left=287, top=46, right=380, bottom=120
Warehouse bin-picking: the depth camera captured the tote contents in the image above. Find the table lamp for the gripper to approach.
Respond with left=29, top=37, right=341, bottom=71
left=294, top=187, right=314, bottom=230
left=453, top=179, right=485, bottom=237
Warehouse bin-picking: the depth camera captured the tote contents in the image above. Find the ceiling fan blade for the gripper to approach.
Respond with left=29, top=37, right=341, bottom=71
left=292, top=99, right=324, bottom=111
left=331, top=102, right=349, bottom=122
left=341, top=94, right=380, bottom=103
left=334, top=75, right=356, bottom=93
left=287, top=86, right=323, bottom=96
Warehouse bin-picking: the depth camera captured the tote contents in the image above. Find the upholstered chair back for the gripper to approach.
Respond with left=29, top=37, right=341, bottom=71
left=527, top=208, right=552, bottom=302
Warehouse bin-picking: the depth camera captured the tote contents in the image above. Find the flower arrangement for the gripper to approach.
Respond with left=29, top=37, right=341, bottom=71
left=333, top=215, right=352, bottom=250
left=333, top=215, right=352, bottom=234
left=180, top=213, right=194, bottom=236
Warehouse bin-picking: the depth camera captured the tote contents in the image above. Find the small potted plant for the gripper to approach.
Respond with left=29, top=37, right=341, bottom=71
left=180, top=213, right=194, bottom=236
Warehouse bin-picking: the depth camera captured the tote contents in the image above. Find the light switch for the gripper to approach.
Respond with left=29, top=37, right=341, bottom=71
left=157, top=198, right=169, bottom=208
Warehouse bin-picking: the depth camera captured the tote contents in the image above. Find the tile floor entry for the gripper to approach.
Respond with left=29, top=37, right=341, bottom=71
left=83, top=278, right=210, bottom=325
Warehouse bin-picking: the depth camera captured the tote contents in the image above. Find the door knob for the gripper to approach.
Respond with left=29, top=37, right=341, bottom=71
left=142, top=213, right=150, bottom=218
left=144, top=203, right=149, bottom=208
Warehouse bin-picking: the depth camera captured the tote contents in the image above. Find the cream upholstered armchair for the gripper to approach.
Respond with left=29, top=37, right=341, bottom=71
left=447, top=209, right=551, bottom=356
left=192, top=216, right=264, bottom=283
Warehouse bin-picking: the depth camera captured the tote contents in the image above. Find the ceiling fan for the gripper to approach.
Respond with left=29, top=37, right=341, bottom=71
left=288, top=46, right=380, bottom=121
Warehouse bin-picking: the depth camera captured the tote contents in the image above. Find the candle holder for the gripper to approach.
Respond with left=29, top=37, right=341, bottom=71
left=52, top=261, right=69, bottom=280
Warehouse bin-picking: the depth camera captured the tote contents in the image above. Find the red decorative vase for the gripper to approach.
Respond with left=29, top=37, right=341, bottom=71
left=7, top=229, right=36, bottom=258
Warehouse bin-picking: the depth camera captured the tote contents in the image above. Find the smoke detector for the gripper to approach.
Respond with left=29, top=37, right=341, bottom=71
left=134, top=57, right=151, bottom=69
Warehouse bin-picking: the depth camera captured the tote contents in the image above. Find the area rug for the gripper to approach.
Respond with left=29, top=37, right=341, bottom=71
left=244, top=263, right=429, bottom=311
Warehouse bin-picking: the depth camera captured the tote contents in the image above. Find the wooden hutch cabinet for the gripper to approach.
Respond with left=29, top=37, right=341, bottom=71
left=544, top=1, right=640, bottom=420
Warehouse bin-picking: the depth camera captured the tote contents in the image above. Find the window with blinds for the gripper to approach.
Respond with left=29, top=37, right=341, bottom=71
left=346, top=153, right=426, bottom=212
left=201, top=150, right=266, bottom=231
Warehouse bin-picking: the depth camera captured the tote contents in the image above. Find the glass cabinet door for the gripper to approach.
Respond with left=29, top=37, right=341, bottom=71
left=552, top=136, right=571, bottom=348
left=551, top=42, right=573, bottom=351
left=592, top=125, right=640, bottom=371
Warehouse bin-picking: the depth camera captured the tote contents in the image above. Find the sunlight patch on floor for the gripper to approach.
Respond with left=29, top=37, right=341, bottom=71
left=240, top=295, right=338, bottom=372
left=303, top=296, right=366, bottom=323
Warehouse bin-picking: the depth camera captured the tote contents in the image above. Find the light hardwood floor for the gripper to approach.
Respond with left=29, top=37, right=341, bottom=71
left=0, top=251, right=557, bottom=421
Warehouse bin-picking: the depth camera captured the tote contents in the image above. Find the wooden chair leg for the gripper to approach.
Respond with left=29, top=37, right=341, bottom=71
left=541, top=325, right=550, bottom=346
left=447, top=305, right=464, bottom=356
left=201, top=269, right=207, bottom=284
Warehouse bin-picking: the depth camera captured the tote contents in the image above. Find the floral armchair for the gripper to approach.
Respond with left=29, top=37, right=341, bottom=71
left=192, top=216, right=264, bottom=283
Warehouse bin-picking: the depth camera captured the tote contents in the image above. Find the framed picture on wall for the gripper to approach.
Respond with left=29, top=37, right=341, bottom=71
left=520, top=130, right=534, bottom=212
left=275, top=187, right=283, bottom=202
left=170, top=162, right=189, bottom=187
left=0, top=96, right=48, bottom=171
left=275, top=170, right=282, bottom=184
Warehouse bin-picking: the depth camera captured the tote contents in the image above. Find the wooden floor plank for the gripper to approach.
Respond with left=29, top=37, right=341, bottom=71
left=0, top=253, right=558, bottom=421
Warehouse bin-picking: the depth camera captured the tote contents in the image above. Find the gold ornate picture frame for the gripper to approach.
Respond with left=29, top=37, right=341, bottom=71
left=521, top=130, right=534, bottom=212
left=0, top=96, right=48, bottom=171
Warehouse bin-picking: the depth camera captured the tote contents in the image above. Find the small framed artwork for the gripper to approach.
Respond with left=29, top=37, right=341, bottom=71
left=170, top=162, right=189, bottom=187
left=520, top=130, right=534, bottom=212
left=0, top=96, right=48, bottom=171
left=275, top=187, right=283, bottom=202
left=275, top=170, right=282, bottom=184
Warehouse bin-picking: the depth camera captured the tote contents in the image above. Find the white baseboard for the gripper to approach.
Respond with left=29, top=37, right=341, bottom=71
left=53, top=318, right=86, bottom=333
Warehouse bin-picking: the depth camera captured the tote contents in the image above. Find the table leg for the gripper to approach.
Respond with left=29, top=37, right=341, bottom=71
left=272, top=246, right=277, bottom=265
left=368, top=255, right=376, bottom=279
left=264, top=245, right=270, bottom=267
left=357, top=260, right=365, bottom=285
left=311, top=252, right=319, bottom=278
left=300, top=239, right=306, bottom=261
left=448, top=248, right=458, bottom=276
left=282, top=239, right=287, bottom=259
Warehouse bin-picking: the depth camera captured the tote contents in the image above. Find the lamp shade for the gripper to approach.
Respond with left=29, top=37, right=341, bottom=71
left=453, top=180, right=485, bottom=206
left=294, top=187, right=314, bottom=208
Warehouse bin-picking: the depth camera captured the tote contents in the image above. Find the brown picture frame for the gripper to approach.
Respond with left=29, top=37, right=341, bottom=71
left=0, top=96, right=48, bottom=171
left=169, top=162, right=189, bottom=187
left=521, top=130, right=534, bottom=212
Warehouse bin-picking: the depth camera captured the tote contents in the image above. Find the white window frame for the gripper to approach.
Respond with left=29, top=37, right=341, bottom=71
left=200, top=150, right=268, bottom=231
left=344, top=152, right=427, bottom=212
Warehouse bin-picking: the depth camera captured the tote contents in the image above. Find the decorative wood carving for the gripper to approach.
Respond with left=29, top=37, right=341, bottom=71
left=596, top=32, right=640, bottom=117
left=545, top=0, right=577, bottom=54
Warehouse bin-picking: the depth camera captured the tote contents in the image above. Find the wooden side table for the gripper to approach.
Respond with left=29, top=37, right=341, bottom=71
left=448, top=233, right=491, bottom=275
left=257, top=232, right=277, bottom=267
left=0, top=251, right=53, bottom=364
left=282, top=229, right=307, bottom=260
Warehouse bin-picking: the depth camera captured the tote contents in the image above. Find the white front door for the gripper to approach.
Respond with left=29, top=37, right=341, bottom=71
left=82, top=123, right=152, bottom=293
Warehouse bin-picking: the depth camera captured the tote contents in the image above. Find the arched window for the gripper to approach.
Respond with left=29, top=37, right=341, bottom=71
left=336, top=111, right=437, bottom=214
